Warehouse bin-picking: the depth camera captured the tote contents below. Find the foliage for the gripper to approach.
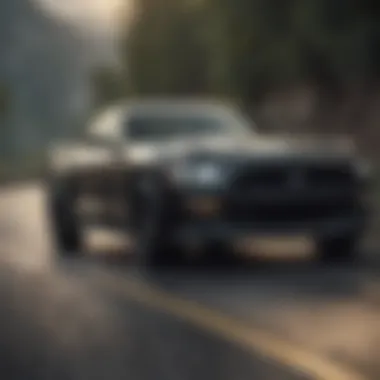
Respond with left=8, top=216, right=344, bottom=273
left=119, top=0, right=380, bottom=110
left=125, top=0, right=209, bottom=95
left=91, top=67, right=128, bottom=109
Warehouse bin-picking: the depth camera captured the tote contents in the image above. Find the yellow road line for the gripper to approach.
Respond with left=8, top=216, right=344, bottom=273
left=94, top=269, right=366, bottom=380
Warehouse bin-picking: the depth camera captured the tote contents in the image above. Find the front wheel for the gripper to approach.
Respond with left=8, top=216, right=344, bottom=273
left=48, top=180, right=83, bottom=259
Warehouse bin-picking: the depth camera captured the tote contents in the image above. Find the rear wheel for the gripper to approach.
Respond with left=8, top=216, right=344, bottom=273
left=202, top=242, right=237, bottom=268
left=317, top=236, right=359, bottom=264
left=48, top=179, right=83, bottom=259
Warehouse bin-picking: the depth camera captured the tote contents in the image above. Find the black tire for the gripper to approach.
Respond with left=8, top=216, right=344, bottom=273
left=48, top=179, right=82, bottom=258
left=202, top=242, right=237, bottom=268
left=317, top=236, right=359, bottom=264
left=132, top=175, right=180, bottom=271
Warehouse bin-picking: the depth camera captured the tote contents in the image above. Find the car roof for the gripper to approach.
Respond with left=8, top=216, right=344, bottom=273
left=88, top=98, right=251, bottom=138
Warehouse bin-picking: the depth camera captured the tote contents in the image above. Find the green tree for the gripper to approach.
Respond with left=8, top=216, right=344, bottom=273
left=91, top=67, right=128, bottom=109
left=125, top=0, right=208, bottom=95
left=124, top=0, right=380, bottom=120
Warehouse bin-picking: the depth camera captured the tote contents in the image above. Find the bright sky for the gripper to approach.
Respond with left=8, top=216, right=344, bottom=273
left=34, top=0, right=132, bottom=63
left=36, top=0, right=128, bottom=29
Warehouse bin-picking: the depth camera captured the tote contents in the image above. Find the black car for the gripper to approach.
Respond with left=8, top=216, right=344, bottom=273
left=47, top=99, right=372, bottom=268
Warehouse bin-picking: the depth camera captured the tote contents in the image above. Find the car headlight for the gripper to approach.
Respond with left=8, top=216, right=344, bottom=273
left=170, top=161, right=225, bottom=187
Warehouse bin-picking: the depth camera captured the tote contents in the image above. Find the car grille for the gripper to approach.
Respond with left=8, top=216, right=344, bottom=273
left=230, top=163, right=355, bottom=193
left=225, top=199, right=355, bottom=223
left=225, top=163, right=357, bottom=223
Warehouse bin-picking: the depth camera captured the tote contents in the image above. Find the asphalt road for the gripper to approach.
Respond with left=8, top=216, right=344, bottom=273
left=0, top=183, right=379, bottom=380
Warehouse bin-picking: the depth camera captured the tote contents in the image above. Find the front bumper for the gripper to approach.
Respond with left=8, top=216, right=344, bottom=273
left=169, top=187, right=369, bottom=247
left=173, top=214, right=368, bottom=246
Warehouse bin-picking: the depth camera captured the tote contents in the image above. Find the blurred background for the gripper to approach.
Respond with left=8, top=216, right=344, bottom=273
left=0, top=2, right=380, bottom=380
left=1, top=0, right=380, bottom=248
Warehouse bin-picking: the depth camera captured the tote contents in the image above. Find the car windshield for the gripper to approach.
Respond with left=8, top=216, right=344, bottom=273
left=126, top=108, right=253, bottom=142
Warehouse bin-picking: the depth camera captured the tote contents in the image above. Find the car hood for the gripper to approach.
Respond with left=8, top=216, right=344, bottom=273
left=127, top=134, right=356, bottom=165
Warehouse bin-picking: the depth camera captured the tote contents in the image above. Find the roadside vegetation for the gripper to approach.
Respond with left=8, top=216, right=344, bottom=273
left=2, top=0, right=380, bottom=174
